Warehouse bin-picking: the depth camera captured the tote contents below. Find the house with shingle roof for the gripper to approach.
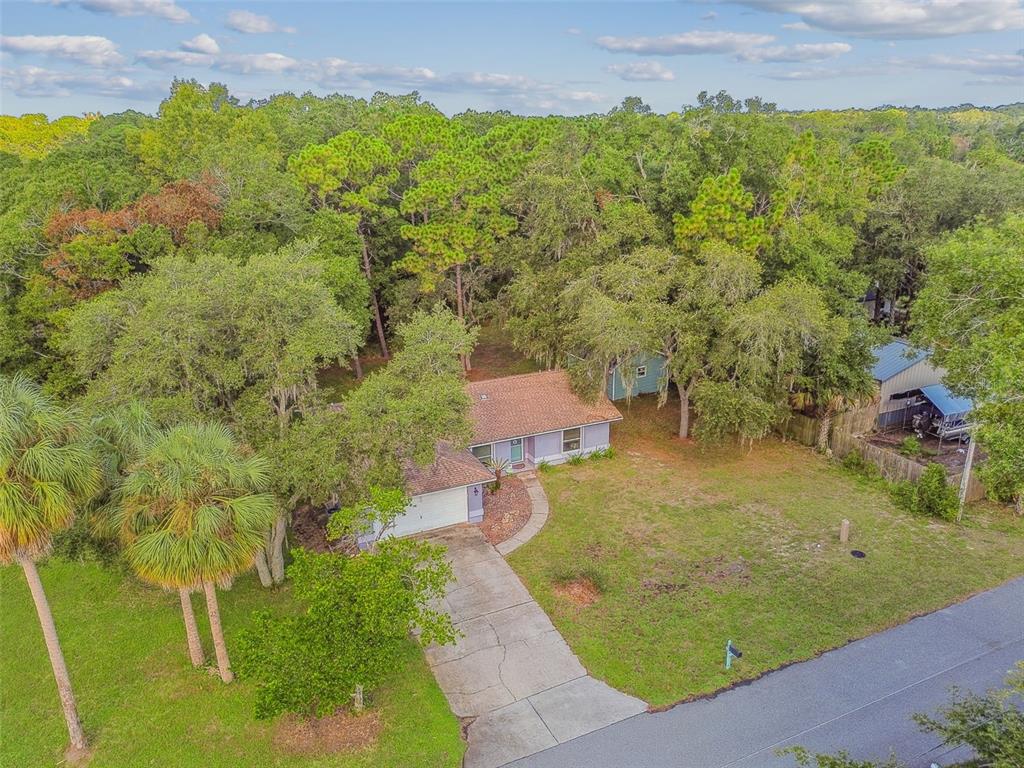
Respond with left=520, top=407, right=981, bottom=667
left=388, top=370, right=622, bottom=538
left=466, top=370, right=622, bottom=470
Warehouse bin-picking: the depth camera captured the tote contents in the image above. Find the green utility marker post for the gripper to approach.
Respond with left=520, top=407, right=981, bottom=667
left=725, top=640, right=742, bottom=670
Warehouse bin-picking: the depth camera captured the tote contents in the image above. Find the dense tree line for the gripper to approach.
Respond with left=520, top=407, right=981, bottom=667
left=4, top=84, right=1020, bottom=489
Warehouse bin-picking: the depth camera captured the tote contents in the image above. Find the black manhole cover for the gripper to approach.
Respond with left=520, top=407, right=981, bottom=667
left=850, top=550, right=866, bottom=559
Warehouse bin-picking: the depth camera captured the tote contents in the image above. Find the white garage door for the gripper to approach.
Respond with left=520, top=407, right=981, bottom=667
left=390, top=487, right=468, bottom=537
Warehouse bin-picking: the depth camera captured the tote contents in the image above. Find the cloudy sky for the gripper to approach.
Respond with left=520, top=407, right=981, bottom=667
left=1, top=1, right=1022, bottom=117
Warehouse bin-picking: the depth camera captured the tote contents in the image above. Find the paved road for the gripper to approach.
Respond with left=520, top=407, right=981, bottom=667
left=508, top=577, right=1024, bottom=768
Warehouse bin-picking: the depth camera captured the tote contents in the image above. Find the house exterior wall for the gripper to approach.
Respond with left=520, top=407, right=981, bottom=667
left=470, top=420, right=618, bottom=470
left=583, top=422, right=610, bottom=449
left=606, top=354, right=666, bottom=401
left=467, top=483, right=485, bottom=523
left=492, top=440, right=513, bottom=463
left=877, top=359, right=945, bottom=419
left=533, top=430, right=562, bottom=461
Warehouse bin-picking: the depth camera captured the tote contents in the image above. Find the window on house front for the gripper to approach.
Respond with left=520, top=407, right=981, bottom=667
left=636, top=365, right=647, bottom=378
left=471, top=444, right=492, bottom=463
left=562, top=427, right=581, bottom=452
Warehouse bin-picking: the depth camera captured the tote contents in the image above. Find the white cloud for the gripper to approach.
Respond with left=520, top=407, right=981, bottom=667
left=738, top=42, right=852, bottom=63
left=1, top=64, right=162, bottom=98
left=765, top=50, right=1023, bottom=81
left=734, top=0, right=1024, bottom=39
left=308, top=58, right=438, bottom=87
left=44, top=0, right=193, bottom=23
left=225, top=10, right=296, bottom=34
left=181, top=34, right=219, bottom=55
left=965, top=74, right=1021, bottom=85
left=764, top=64, right=889, bottom=80
left=136, top=48, right=300, bottom=74
left=596, top=30, right=774, bottom=55
left=440, top=72, right=606, bottom=111
left=904, top=51, right=1024, bottom=76
left=606, top=60, right=676, bottom=81
left=0, top=34, right=122, bottom=66
left=566, top=27, right=583, bottom=36
left=782, top=21, right=811, bottom=31
left=219, top=52, right=299, bottom=74
left=701, top=11, right=718, bottom=21
left=136, top=49, right=212, bottom=68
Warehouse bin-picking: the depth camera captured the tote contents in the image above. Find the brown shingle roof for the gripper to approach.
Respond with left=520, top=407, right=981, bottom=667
left=404, top=443, right=494, bottom=496
left=466, top=370, right=622, bottom=445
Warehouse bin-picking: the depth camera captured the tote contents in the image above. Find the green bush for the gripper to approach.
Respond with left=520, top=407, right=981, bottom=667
left=236, top=544, right=456, bottom=720
left=840, top=450, right=879, bottom=478
left=588, top=446, right=615, bottom=461
left=892, top=463, right=959, bottom=521
left=536, top=460, right=554, bottom=473
left=898, top=436, right=922, bottom=456
left=567, top=453, right=585, bottom=466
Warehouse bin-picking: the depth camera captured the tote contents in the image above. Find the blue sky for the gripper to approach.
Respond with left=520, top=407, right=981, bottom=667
left=1, top=1, right=1022, bottom=117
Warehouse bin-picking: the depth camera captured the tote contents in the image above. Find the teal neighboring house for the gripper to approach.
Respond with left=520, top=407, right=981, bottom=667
left=606, top=353, right=667, bottom=401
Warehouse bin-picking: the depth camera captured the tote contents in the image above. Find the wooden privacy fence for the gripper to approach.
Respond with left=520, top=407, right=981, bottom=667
left=778, top=400, right=987, bottom=503
left=829, top=430, right=987, bottom=502
left=833, top=401, right=881, bottom=436
left=777, top=413, right=819, bottom=447
left=777, top=402, right=881, bottom=449
left=830, top=430, right=924, bottom=483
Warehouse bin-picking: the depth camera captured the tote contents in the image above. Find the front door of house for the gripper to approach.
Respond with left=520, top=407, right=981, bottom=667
left=510, top=438, right=523, bottom=463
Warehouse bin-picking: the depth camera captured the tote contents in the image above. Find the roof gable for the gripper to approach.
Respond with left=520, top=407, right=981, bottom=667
left=467, top=370, right=622, bottom=445
left=405, top=443, right=493, bottom=496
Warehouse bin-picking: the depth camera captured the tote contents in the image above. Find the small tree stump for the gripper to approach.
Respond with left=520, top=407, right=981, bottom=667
left=840, top=519, right=850, bottom=544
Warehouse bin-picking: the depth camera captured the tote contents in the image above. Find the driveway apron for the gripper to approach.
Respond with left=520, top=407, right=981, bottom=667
left=423, top=525, right=646, bottom=768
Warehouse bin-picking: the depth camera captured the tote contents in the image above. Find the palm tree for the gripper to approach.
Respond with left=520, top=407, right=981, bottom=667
left=114, top=422, right=276, bottom=682
left=0, top=374, right=101, bottom=754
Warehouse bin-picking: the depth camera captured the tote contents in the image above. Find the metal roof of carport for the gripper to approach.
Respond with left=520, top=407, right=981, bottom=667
left=871, top=340, right=929, bottom=382
left=920, top=384, right=973, bottom=417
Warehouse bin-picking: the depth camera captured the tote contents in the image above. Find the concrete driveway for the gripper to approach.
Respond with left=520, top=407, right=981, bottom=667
left=423, top=526, right=646, bottom=768
left=508, top=576, right=1024, bottom=768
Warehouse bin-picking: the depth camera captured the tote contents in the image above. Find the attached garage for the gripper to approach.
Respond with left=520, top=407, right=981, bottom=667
left=392, top=486, right=471, bottom=537
left=381, top=443, right=492, bottom=540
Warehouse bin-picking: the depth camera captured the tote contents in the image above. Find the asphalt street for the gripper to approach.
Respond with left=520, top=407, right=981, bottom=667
left=507, top=577, right=1024, bottom=768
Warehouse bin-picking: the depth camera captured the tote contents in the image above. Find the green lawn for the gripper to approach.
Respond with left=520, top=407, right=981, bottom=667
left=509, top=396, right=1024, bottom=708
left=1, top=560, right=464, bottom=768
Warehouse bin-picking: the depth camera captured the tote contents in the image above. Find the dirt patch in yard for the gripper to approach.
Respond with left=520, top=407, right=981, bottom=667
left=553, top=577, right=602, bottom=607
left=464, top=324, right=541, bottom=382
left=272, top=710, right=382, bottom=756
left=291, top=504, right=331, bottom=553
left=480, top=477, right=531, bottom=545
left=695, top=555, right=751, bottom=585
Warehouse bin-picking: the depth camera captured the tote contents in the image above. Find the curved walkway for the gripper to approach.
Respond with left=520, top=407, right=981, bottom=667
left=423, top=526, right=646, bottom=768
left=495, top=472, right=549, bottom=556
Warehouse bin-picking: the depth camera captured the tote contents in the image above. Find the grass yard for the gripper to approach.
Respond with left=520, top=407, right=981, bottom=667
left=508, top=396, right=1024, bottom=707
left=1, top=560, right=464, bottom=768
